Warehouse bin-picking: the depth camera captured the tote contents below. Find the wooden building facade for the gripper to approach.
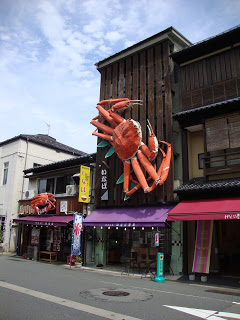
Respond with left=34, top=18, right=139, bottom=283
left=94, top=27, right=191, bottom=208
left=172, top=25, right=240, bottom=187
left=169, top=25, right=240, bottom=276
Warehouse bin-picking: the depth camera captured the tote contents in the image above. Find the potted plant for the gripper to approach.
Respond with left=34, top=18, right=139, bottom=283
left=75, top=255, right=82, bottom=266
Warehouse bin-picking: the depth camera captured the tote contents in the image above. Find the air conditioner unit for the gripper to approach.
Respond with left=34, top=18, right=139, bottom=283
left=25, top=189, right=37, bottom=199
left=66, top=185, right=77, bottom=195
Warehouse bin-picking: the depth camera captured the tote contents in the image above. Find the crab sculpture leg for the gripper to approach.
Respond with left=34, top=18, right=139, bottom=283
left=91, top=98, right=171, bottom=197
left=125, top=141, right=171, bottom=196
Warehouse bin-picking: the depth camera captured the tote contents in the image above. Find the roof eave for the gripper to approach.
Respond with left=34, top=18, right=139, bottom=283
left=95, top=27, right=192, bottom=71
left=171, top=25, right=240, bottom=65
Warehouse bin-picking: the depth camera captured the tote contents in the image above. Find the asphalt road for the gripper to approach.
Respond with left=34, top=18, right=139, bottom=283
left=1, top=254, right=240, bottom=320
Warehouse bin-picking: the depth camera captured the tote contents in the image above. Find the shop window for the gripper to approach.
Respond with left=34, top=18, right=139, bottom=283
left=55, top=175, right=74, bottom=194
left=38, top=178, right=55, bottom=194
left=2, top=162, right=9, bottom=185
left=198, top=153, right=204, bottom=169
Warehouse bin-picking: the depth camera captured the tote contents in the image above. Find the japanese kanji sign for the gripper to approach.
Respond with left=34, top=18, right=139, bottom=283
left=79, top=165, right=90, bottom=203
left=71, top=213, right=83, bottom=256
left=100, top=163, right=108, bottom=201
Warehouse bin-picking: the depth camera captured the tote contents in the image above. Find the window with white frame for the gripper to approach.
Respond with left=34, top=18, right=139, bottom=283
left=3, top=162, right=9, bottom=185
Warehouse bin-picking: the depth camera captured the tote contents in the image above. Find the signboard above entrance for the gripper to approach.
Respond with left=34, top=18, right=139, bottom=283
left=31, top=193, right=56, bottom=215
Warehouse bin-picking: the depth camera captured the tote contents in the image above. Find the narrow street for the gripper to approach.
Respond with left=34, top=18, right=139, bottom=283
left=1, top=254, right=240, bottom=320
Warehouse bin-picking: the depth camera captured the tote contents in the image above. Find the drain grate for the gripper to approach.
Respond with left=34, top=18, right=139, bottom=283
left=102, top=291, right=130, bottom=297
left=206, top=289, right=240, bottom=296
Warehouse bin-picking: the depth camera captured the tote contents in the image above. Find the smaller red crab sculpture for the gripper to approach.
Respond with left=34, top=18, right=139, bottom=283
left=31, top=193, right=56, bottom=215
left=91, top=98, right=171, bottom=199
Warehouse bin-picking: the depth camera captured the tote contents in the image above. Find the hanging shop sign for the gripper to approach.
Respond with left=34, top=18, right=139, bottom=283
left=91, top=98, right=171, bottom=200
left=79, top=165, right=90, bottom=203
left=31, top=193, right=56, bottom=215
left=154, top=232, right=159, bottom=247
left=71, top=213, right=83, bottom=256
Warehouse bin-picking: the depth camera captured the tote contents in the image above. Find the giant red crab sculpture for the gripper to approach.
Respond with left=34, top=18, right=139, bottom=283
left=31, top=193, right=56, bottom=215
left=91, top=98, right=171, bottom=199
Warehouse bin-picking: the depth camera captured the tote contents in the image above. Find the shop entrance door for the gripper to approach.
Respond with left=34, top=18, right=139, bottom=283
left=217, top=220, right=240, bottom=276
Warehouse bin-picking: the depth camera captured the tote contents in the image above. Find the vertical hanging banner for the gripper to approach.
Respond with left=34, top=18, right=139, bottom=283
left=154, top=232, right=159, bottom=247
left=79, top=165, right=90, bottom=203
left=192, top=220, right=214, bottom=274
left=2, top=211, right=8, bottom=244
left=71, top=213, right=83, bottom=256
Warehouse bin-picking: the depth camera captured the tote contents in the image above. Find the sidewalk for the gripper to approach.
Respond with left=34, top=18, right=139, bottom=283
left=4, top=252, right=240, bottom=289
left=66, top=263, right=240, bottom=289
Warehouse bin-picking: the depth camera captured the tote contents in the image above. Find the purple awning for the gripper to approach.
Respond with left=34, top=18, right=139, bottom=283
left=13, top=215, right=73, bottom=227
left=83, top=206, right=174, bottom=227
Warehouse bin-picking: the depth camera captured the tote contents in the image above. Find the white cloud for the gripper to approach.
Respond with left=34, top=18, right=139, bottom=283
left=105, top=31, right=124, bottom=43
left=0, top=0, right=238, bottom=153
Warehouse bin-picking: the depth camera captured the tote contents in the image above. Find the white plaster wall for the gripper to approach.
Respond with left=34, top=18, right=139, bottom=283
left=0, top=138, right=79, bottom=252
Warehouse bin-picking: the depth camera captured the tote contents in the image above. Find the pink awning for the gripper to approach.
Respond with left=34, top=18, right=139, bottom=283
left=13, top=215, right=73, bottom=227
left=167, top=197, right=240, bottom=221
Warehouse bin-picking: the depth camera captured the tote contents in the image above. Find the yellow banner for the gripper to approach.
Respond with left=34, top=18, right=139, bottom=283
left=79, top=165, right=90, bottom=203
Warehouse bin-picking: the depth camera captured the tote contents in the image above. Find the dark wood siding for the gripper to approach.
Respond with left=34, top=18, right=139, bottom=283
left=180, top=47, right=240, bottom=110
left=19, top=197, right=83, bottom=215
left=94, top=40, right=174, bottom=207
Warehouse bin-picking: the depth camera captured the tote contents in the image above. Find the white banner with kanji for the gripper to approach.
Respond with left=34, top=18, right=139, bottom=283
left=71, top=213, right=83, bottom=256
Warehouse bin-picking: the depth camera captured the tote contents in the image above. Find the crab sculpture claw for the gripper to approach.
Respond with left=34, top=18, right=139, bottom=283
left=91, top=98, right=171, bottom=199
left=111, top=100, right=142, bottom=112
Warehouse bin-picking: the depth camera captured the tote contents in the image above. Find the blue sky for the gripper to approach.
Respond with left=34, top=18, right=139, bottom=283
left=0, top=0, right=239, bottom=154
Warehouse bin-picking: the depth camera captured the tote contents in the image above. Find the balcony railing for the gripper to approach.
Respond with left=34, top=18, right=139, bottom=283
left=204, top=149, right=240, bottom=176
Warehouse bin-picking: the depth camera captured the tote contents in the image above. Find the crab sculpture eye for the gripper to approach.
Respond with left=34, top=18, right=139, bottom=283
left=91, top=98, right=171, bottom=200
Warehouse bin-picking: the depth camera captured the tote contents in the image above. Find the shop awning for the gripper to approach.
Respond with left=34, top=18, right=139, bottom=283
left=83, top=205, right=174, bottom=227
left=13, top=215, right=73, bottom=227
left=167, top=197, right=240, bottom=221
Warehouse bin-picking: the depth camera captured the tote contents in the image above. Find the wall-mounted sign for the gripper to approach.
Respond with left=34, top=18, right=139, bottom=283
left=31, top=193, right=56, bottom=215
left=100, top=162, right=108, bottom=201
left=79, top=165, right=90, bottom=203
left=19, top=205, right=35, bottom=215
left=91, top=98, right=172, bottom=200
left=60, top=200, right=68, bottom=213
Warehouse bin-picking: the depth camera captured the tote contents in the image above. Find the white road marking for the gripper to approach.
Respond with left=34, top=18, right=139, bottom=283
left=164, top=305, right=240, bottom=319
left=0, top=281, right=142, bottom=320
left=101, top=281, right=234, bottom=303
